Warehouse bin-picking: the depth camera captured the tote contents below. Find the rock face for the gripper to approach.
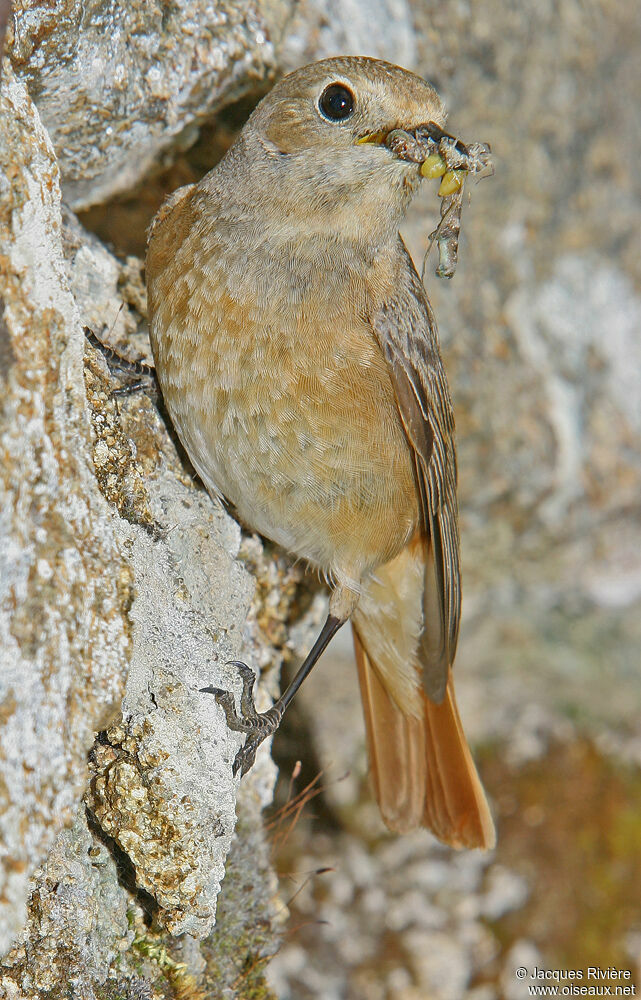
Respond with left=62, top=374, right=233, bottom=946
left=278, top=0, right=417, bottom=73
left=8, top=0, right=290, bottom=209
left=0, top=67, right=131, bottom=958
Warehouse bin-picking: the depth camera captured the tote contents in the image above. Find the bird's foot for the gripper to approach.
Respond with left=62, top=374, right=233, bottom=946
left=84, top=326, right=158, bottom=398
left=201, top=661, right=283, bottom=777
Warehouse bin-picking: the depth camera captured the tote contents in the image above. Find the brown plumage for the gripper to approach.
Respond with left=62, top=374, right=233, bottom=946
left=146, top=56, right=495, bottom=848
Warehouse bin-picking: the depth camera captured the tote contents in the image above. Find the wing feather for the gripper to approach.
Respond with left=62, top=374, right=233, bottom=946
left=370, top=240, right=461, bottom=702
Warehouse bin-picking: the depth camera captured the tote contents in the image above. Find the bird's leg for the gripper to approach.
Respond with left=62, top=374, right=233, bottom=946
left=202, top=612, right=346, bottom=777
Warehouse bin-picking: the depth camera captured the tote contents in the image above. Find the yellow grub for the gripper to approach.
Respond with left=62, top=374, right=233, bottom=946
left=420, top=154, right=447, bottom=178
left=438, top=170, right=465, bottom=196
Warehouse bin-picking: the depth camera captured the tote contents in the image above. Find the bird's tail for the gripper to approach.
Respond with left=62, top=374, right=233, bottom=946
left=351, top=543, right=495, bottom=849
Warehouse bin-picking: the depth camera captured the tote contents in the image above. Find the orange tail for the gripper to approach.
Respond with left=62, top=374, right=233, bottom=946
left=351, top=550, right=495, bottom=849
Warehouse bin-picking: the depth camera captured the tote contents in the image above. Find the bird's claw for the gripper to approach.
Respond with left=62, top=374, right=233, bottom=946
left=232, top=735, right=261, bottom=777
left=200, top=660, right=283, bottom=776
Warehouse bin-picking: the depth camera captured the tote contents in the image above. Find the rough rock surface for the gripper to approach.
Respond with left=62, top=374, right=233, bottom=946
left=8, top=0, right=290, bottom=209
left=278, top=0, right=417, bottom=73
left=0, top=64, right=130, bottom=958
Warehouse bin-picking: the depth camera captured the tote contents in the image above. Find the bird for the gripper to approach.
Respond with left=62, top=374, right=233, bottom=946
left=146, top=55, right=495, bottom=849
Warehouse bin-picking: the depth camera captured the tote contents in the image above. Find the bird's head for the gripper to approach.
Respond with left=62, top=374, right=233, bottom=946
left=223, top=56, right=448, bottom=246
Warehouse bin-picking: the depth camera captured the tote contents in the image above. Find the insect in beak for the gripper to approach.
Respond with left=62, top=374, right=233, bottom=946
left=357, top=127, right=466, bottom=197
left=372, top=123, right=493, bottom=279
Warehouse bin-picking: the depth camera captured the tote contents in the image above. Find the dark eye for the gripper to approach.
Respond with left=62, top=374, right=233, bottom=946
left=318, top=83, right=355, bottom=122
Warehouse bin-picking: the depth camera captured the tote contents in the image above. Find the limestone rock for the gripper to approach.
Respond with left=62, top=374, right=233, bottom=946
left=278, top=0, right=417, bottom=74
left=8, top=0, right=290, bottom=208
left=0, top=62, right=130, bottom=959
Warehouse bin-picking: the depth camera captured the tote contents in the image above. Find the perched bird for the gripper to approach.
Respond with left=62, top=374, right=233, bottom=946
left=146, top=56, right=495, bottom=849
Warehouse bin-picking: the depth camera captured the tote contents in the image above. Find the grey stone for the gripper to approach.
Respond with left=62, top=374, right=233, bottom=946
left=0, top=64, right=130, bottom=959
left=0, top=814, right=130, bottom=997
left=278, top=0, right=417, bottom=75
left=480, top=865, right=529, bottom=922
left=8, top=0, right=291, bottom=209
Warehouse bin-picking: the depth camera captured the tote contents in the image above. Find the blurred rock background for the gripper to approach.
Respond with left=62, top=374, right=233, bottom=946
left=1, top=0, right=640, bottom=998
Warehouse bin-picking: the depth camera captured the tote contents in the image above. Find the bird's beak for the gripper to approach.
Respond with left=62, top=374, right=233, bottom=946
left=356, top=131, right=388, bottom=146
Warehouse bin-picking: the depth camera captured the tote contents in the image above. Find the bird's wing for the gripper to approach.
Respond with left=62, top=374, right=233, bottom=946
left=369, top=240, right=460, bottom=703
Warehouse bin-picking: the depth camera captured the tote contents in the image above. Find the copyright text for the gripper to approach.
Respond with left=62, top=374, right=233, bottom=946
left=513, top=967, right=635, bottom=996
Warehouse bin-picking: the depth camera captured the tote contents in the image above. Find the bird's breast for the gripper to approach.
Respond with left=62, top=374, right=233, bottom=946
left=148, top=214, right=419, bottom=584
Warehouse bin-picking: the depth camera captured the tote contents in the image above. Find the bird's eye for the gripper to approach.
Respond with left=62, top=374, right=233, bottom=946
left=318, top=83, right=355, bottom=122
